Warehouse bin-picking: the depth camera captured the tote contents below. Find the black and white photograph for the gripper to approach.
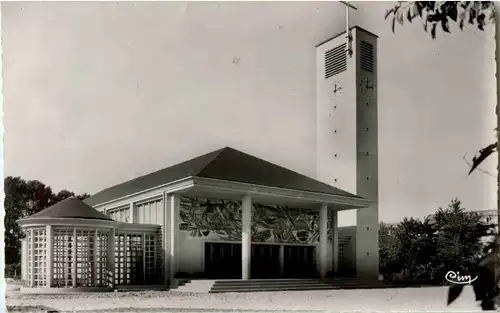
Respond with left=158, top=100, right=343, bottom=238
left=2, top=1, right=499, bottom=312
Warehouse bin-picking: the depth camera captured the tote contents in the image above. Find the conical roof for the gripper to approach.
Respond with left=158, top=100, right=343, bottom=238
left=23, top=197, right=112, bottom=221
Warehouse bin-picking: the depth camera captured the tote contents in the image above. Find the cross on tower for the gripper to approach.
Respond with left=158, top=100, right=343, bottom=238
left=339, top=1, right=358, bottom=58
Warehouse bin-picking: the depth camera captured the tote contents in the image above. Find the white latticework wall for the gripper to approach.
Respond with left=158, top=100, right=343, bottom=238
left=32, top=228, right=47, bottom=287
left=75, top=229, right=95, bottom=287
left=145, top=234, right=156, bottom=282
left=128, top=234, right=143, bottom=284
left=155, top=229, right=164, bottom=284
left=95, top=230, right=108, bottom=287
left=114, top=233, right=126, bottom=285
left=23, top=223, right=161, bottom=289
left=53, top=228, right=74, bottom=287
left=52, top=227, right=110, bottom=287
left=25, top=228, right=48, bottom=287
left=113, top=232, right=160, bottom=286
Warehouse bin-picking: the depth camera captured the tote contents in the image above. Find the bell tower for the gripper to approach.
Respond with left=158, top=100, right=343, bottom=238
left=315, top=26, right=379, bottom=280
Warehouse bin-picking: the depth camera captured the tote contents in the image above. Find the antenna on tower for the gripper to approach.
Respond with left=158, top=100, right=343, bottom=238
left=339, top=1, right=357, bottom=58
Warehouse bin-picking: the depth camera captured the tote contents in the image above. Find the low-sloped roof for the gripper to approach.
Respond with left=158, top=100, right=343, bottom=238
left=23, top=197, right=113, bottom=221
left=85, top=147, right=362, bottom=206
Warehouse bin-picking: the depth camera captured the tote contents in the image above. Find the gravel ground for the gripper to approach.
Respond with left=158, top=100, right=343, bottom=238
left=6, top=283, right=486, bottom=312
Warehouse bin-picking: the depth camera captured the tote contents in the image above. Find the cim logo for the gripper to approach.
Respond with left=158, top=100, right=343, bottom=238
left=445, top=271, right=478, bottom=285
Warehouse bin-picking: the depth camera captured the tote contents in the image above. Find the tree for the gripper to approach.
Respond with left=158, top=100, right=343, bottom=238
left=379, top=199, right=495, bottom=284
left=383, top=2, right=498, bottom=309
left=4, top=176, right=90, bottom=265
left=53, top=190, right=90, bottom=202
left=379, top=222, right=401, bottom=279
left=396, top=216, right=437, bottom=280
left=432, top=199, right=495, bottom=279
left=385, top=2, right=495, bottom=39
left=4, top=177, right=30, bottom=265
left=381, top=216, right=439, bottom=283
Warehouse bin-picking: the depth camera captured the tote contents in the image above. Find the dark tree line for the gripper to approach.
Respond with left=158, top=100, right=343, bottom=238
left=4, top=176, right=90, bottom=265
left=379, top=199, right=496, bottom=284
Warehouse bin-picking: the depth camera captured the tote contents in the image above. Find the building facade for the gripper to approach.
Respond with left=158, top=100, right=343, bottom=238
left=19, top=145, right=378, bottom=291
left=18, top=27, right=380, bottom=291
left=84, top=146, right=376, bottom=285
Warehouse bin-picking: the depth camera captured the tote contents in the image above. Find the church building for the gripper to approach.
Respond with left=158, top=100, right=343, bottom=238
left=18, top=26, right=380, bottom=292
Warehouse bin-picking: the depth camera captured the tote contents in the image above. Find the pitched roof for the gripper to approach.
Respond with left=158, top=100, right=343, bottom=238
left=24, top=198, right=113, bottom=221
left=84, top=147, right=362, bottom=206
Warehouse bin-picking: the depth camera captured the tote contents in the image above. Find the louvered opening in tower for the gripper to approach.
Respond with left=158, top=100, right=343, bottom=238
left=325, top=44, right=347, bottom=79
left=360, top=41, right=374, bottom=72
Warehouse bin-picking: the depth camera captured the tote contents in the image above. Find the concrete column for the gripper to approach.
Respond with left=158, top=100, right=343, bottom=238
left=331, top=210, right=339, bottom=274
left=129, top=203, right=135, bottom=223
left=165, top=193, right=180, bottom=287
left=72, top=228, right=77, bottom=287
left=162, top=192, right=168, bottom=285
left=319, top=204, right=328, bottom=278
left=107, top=228, right=116, bottom=288
left=279, top=244, right=285, bottom=277
left=93, top=229, right=98, bottom=287
left=21, top=239, right=28, bottom=281
left=241, top=195, right=252, bottom=280
left=46, top=225, right=53, bottom=287
left=30, top=229, right=35, bottom=287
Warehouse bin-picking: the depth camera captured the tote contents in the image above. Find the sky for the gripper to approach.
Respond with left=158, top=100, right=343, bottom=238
left=2, top=1, right=496, bottom=226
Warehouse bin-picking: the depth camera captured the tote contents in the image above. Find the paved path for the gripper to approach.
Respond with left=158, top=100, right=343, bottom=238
left=7, top=308, right=331, bottom=313
left=6, top=285, right=486, bottom=312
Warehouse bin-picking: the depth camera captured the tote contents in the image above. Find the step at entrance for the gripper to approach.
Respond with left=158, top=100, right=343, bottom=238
left=209, top=278, right=387, bottom=293
left=173, top=280, right=216, bottom=293
left=115, top=285, right=166, bottom=292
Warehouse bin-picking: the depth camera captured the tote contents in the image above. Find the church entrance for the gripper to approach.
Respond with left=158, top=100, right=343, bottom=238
left=283, top=245, right=317, bottom=278
left=204, top=242, right=317, bottom=279
left=251, top=244, right=281, bottom=278
left=204, top=242, right=241, bottom=279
